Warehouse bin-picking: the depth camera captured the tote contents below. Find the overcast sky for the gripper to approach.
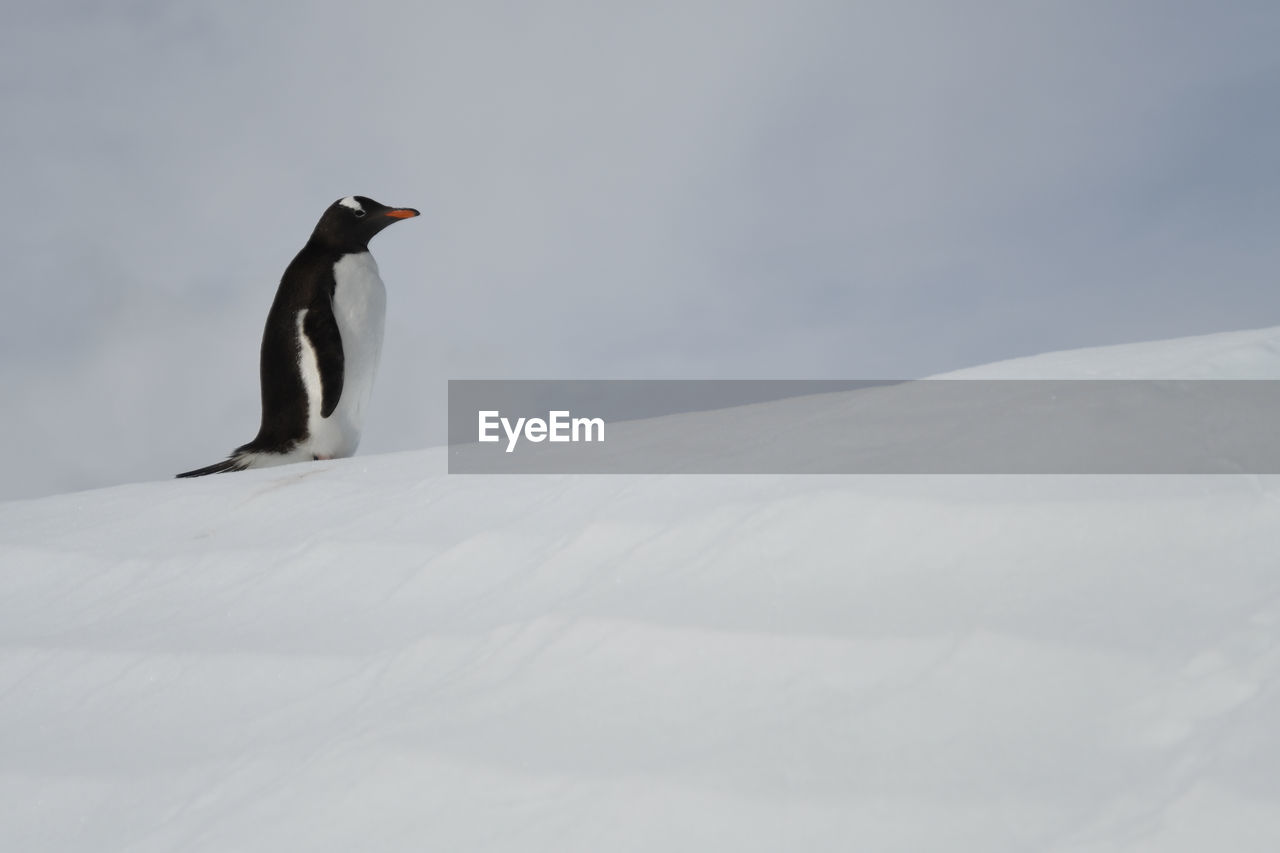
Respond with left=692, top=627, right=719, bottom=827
left=2, top=1, right=1278, bottom=500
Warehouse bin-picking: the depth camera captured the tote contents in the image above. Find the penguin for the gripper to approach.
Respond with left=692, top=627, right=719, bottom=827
left=177, top=195, right=419, bottom=478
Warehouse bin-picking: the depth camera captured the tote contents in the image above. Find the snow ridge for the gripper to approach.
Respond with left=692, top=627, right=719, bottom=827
left=4, top=327, right=1280, bottom=852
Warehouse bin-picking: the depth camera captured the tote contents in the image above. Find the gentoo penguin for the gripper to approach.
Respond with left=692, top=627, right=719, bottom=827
left=177, top=195, right=419, bottom=478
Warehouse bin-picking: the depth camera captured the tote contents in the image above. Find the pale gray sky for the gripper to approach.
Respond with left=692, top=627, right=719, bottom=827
left=2, top=1, right=1278, bottom=499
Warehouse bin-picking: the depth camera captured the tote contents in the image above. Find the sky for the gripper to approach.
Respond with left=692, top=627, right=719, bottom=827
left=2, top=0, right=1279, bottom=500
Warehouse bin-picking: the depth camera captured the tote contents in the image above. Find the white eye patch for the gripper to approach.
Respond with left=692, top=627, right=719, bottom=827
left=338, top=196, right=366, bottom=216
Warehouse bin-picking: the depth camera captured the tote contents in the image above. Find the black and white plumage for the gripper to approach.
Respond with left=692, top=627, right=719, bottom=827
left=177, top=195, right=419, bottom=478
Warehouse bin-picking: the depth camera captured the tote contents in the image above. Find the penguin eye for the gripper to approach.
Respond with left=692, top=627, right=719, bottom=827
left=352, top=208, right=367, bottom=218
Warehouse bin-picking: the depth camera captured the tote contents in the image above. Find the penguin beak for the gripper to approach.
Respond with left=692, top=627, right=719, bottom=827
left=385, top=208, right=419, bottom=219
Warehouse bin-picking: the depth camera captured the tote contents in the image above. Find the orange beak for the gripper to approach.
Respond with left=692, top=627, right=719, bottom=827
left=385, top=208, right=419, bottom=219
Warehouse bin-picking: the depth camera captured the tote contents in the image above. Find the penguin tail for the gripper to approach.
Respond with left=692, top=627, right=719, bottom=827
left=175, top=456, right=249, bottom=479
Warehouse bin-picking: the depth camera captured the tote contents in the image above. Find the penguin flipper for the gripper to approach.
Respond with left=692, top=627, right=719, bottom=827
left=303, top=300, right=345, bottom=418
left=175, top=456, right=249, bottom=478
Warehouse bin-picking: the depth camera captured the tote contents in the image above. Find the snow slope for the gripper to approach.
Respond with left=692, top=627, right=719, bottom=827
left=4, top=328, right=1280, bottom=852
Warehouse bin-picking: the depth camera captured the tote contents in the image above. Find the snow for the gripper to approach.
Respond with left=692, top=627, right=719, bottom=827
left=938, top=325, right=1280, bottom=379
left=4, top=328, right=1280, bottom=851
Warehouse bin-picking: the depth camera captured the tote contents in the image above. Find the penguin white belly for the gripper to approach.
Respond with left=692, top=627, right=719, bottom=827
left=298, top=251, right=386, bottom=459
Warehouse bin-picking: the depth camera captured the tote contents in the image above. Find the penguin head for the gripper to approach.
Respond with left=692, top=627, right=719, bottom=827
left=310, top=195, right=419, bottom=251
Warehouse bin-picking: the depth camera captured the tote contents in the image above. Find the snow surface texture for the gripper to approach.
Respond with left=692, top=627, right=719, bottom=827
left=4, top=328, right=1280, bottom=852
